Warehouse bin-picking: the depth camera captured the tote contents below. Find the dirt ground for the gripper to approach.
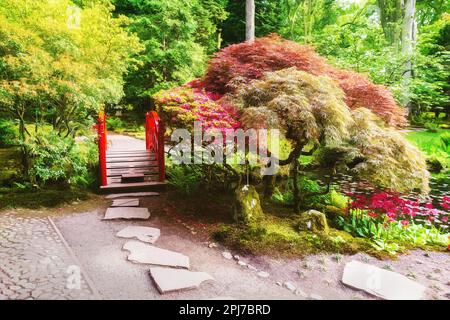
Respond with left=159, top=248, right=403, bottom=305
left=52, top=194, right=450, bottom=300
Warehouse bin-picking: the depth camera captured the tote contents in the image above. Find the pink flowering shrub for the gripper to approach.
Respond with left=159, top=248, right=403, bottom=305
left=347, top=191, right=450, bottom=228
left=153, top=82, right=240, bottom=133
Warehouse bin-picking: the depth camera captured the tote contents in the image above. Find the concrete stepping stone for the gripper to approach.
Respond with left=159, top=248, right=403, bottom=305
left=149, top=267, right=214, bottom=294
left=116, top=226, right=160, bottom=244
left=342, top=260, right=426, bottom=300
left=105, top=192, right=159, bottom=199
left=123, top=241, right=189, bottom=269
left=111, top=198, right=140, bottom=207
left=103, top=207, right=150, bottom=220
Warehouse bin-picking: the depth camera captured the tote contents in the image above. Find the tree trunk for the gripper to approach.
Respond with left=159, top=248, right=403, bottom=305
left=377, top=0, right=403, bottom=48
left=245, top=0, right=255, bottom=42
left=401, top=0, right=417, bottom=114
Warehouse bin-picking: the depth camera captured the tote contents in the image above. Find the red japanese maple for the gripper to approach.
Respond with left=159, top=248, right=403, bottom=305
left=203, top=34, right=407, bottom=127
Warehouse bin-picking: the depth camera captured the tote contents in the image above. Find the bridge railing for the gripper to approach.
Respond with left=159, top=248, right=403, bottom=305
left=146, top=111, right=165, bottom=182
left=95, top=111, right=107, bottom=187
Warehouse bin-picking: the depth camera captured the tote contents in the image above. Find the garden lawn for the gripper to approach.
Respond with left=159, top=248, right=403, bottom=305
left=405, top=130, right=449, bottom=154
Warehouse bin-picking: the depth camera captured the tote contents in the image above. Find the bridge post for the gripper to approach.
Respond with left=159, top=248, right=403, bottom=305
left=145, top=112, right=150, bottom=150
left=150, top=111, right=165, bottom=182
left=157, top=115, right=165, bottom=182
left=97, top=111, right=107, bottom=187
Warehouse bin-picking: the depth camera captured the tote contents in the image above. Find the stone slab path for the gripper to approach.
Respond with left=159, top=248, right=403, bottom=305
left=103, top=207, right=150, bottom=220
left=149, top=267, right=214, bottom=294
left=111, top=199, right=140, bottom=207
left=0, top=212, right=98, bottom=300
left=123, top=241, right=190, bottom=269
left=342, top=260, right=426, bottom=300
left=105, top=192, right=159, bottom=199
left=116, top=226, right=160, bottom=244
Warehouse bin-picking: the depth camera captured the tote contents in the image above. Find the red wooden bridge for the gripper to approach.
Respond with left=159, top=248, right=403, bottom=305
left=95, top=111, right=166, bottom=193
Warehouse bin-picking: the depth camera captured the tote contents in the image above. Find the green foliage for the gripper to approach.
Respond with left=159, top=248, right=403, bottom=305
left=336, top=208, right=450, bottom=254
left=114, top=0, right=228, bottom=108
left=412, top=13, right=450, bottom=116
left=329, top=189, right=349, bottom=210
left=26, top=132, right=97, bottom=187
left=166, top=164, right=203, bottom=195
left=106, top=117, right=125, bottom=132
left=233, top=68, right=429, bottom=193
left=0, top=0, right=141, bottom=185
left=0, top=0, right=142, bottom=136
left=272, top=177, right=336, bottom=209
left=0, top=119, right=17, bottom=146
left=0, top=186, right=90, bottom=209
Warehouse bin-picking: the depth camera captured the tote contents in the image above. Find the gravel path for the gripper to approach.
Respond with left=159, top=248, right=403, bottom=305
left=0, top=211, right=98, bottom=300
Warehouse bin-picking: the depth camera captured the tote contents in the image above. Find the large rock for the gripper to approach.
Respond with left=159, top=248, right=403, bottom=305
left=116, top=226, right=160, bottom=244
left=123, top=241, right=189, bottom=269
left=232, top=185, right=264, bottom=224
left=149, top=267, right=214, bottom=294
left=111, top=198, right=140, bottom=207
left=103, top=207, right=150, bottom=220
left=295, top=210, right=329, bottom=234
left=342, top=260, right=426, bottom=300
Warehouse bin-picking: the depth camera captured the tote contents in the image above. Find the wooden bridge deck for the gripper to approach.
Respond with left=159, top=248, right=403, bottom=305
left=99, top=135, right=166, bottom=193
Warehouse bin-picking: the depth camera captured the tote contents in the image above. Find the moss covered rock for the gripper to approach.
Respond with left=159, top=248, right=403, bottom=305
left=233, top=185, right=264, bottom=225
left=295, top=210, right=329, bottom=234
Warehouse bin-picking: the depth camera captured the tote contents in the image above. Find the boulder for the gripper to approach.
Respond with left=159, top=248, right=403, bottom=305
left=295, top=210, right=329, bottom=234
left=232, top=185, right=264, bottom=225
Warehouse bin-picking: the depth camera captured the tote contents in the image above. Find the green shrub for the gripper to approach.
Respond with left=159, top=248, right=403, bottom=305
left=336, top=208, right=450, bottom=254
left=329, top=190, right=350, bottom=209
left=424, top=121, right=440, bottom=133
left=26, top=132, right=97, bottom=187
left=166, top=164, right=203, bottom=195
left=106, top=117, right=125, bottom=132
left=271, top=177, right=331, bottom=208
left=0, top=119, right=18, bottom=146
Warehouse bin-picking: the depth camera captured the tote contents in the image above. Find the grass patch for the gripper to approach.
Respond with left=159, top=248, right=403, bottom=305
left=0, top=186, right=91, bottom=210
left=405, top=130, right=448, bottom=153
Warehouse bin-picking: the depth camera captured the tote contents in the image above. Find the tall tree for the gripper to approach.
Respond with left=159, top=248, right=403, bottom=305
left=0, top=0, right=141, bottom=173
left=377, top=0, right=404, bottom=47
left=401, top=0, right=417, bottom=110
left=246, top=0, right=255, bottom=42
left=113, top=0, right=227, bottom=110
left=377, top=0, right=418, bottom=110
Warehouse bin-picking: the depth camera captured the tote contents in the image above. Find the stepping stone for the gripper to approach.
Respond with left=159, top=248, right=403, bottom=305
left=105, top=192, right=159, bottom=199
left=342, top=260, right=426, bottom=300
left=149, top=267, right=214, bottom=294
left=116, top=226, right=160, bottom=244
left=111, top=198, right=140, bottom=207
left=123, top=241, right=189, bottom=269
left=103, top=208, right=150, bottom=220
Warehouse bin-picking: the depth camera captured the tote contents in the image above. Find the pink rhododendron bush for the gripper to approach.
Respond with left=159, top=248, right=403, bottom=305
left=153, top=82, right=240, bottom=133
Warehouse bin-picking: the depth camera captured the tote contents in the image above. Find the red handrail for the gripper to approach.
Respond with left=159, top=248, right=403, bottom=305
left=96, top=111, right=107, bottom=187
left=145, top=111, right=165, bottom=182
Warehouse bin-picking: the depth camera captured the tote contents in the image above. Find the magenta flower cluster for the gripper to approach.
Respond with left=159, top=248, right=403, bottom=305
left=348, top=191, right=450, bottom=227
